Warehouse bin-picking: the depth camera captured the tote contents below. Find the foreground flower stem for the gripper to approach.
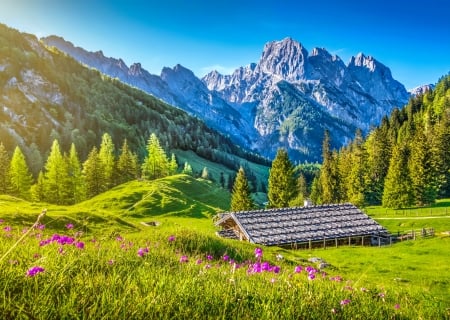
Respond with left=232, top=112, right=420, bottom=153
left=0, top=209, right=47, bottom=263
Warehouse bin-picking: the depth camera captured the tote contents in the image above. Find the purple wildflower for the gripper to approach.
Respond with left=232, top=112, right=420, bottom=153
left=137, top=247, right=149, bottom=257
left=0, top=219, right=3, bottom=224
left=27, top=266, right=45, bottom=277
left=272, top=265, right=281, bottom=274
left=254, top=247, right=263, bottom=259
left=168, top=235, right=176, bottom=242
left=37, top=224, right=45, bottom=230
left=108, top=259, right=115, bottom=265
left=196, top=259, right=203, bottom=265
left=3, top=226, right=11, bottom=232
left=75, top=241, right=85, bottom=249
left=65, top=223, right=74, bottom=230
left=294, top=265, right=303, bottom=273
left=116, top=235, right=123, bottom=241
left=223, top=255, right=229, bottom=261
left=308, top=273, right=316, bottom=280
left=394, top=304, right=400, bottom=310
left=180, top=255, right=188, bottom=263
left=206, top=254, right=213, bottom=260
left=340, top=299, right=351, bottom=306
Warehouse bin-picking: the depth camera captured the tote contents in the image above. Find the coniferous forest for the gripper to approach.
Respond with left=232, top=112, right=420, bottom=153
left=307, top=75, right=450, bottom=209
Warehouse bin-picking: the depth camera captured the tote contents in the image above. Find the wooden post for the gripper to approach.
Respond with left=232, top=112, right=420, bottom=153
left=309, top=239, right=312, bottom=250
left=335, top=238, right=338, bottom=248
left=323, top=238, right=326, bottom=249
left=378, top=236, right=381, bottom=247
left=361, top=236, right=364, bottom=246
left=348, top=237, right=351, bottom=246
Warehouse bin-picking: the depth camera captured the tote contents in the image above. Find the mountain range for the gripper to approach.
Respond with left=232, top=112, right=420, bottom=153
left=42, top=36, right=414, bottom=161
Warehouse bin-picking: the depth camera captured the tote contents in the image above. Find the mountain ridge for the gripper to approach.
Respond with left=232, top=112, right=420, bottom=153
left=42, top=35, right=411, bottom=161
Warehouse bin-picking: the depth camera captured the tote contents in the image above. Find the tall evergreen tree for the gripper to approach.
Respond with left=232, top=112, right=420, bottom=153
left=9, top=146, right=33, bottom=199
left=309, top=173, right=322, bottom=205
left=141, top=133, right=169, bottom=180
left=83, top=147, right=105, bottom=198
left=43, top=140, right=66, bottom=204
left=98, top=133, right=116, bottom=189
left=0, top=143, right=11, bottom=194
left=267, top=148, right=296, bottom=208
left=409, top=128, right=437, bottom=206
left=346, top=130, right=368, bottom=207
left=116, top=139, right=138, bottom=184
left=30, top=171, right=45, bottom=202
left=169, top=153, right=178, bottom=175
left=230, top=167, right=254, bottom=211
left=65, top=143, right=85, bottom=204
left=319, top=131, right=341, bottom=204
left=365, top=125, right=392, bottom=205
left=382, top=144, right=414, bottom=209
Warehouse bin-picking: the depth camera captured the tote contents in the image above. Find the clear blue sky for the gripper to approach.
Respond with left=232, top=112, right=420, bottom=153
left=1, top=0, right=449, bottom=89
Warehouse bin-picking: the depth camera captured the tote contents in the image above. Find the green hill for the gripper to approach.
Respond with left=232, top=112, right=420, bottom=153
left=0, top=174, right=230, bottom=234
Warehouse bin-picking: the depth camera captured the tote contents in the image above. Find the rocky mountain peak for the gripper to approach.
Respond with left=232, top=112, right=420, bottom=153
left=258, top=37, right=309, bottom=81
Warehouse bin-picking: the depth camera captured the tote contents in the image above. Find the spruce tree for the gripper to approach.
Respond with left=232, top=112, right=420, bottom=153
left=31, top=171, right=45, bottom=202
left=409, top=128, right=437, bottom=206
left=9, top=146, right=33, bottom=199
left=43, top=140, right=66, bottom=204
left=116, top=139, right=138, bottom=184
left=267, top=148, right=296, bottom=208
left=230, top=167, right=254, bottom=211
left=98, top=133, right=116, bottom=189
left=141, top=133, right=169, bottom=180
left=382, top=144, right=414, bottom=209
left=0, top=143, right=11, bottom=194
left=346, top=130, right=368, bottom=207
left=169, top=153, right=178, bottom=175
left=319, top=131, right=341, bottom=204
left=66, top=143, right=85, bottom=204
left=182, top=162, right=193, bottom=176
left=83, top=147, right=104, bottom=198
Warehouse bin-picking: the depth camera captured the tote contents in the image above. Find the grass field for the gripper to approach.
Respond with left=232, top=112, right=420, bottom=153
left=1, top=175, right=449, bottom=319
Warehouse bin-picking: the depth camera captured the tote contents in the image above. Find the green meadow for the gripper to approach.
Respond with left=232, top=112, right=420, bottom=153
left=1, top=175, right=449, bottom=319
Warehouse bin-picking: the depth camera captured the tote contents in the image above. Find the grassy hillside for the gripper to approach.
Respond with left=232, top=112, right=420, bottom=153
left=0, top=175, right=449, bottom=318
left=0, top=174, right=230, bottom=235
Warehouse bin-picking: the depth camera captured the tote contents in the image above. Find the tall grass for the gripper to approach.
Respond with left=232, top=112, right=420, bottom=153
left=0, top=217, right=448, bottom=319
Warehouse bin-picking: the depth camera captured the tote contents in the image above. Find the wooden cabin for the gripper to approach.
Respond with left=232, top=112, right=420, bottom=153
left=215, top=203, right=390, bottom=249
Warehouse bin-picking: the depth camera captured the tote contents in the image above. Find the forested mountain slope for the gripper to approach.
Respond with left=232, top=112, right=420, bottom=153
left=0, top=24, right=268, bottom=177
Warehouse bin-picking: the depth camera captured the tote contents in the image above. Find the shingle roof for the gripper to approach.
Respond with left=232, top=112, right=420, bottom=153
left=215, top=203, right=389, bottom=246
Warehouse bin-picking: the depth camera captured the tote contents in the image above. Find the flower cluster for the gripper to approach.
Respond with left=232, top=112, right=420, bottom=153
left=27, top=266, right=45, bottom=277
left=39, top=234, right=84, bottom=250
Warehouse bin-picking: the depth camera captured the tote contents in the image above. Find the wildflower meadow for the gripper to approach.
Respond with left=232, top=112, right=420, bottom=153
left=1, top=213, right=448, bottom=319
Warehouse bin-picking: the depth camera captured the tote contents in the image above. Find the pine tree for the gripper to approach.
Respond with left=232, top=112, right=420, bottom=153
left=43, top=140, right=66, bottom=204
left=141, top=133, right=169, bottom=180
left=365, top=125, right=392, bottom=205
left=319, top=131, right=341, bottom=204
left=98, top=133, right=115, bottom=189
left=9, top=146, right=33, bottom=199
left=30, top=171, right=45, bottom=202
left=169, top=153, right=178, bottom=175
left=409, top=128, right=437, bottom=206
left=382, top=144, right=414, bottom=209
left=116, top=139, right=138, bottom=184
left=201, top=167, right=209, bottom=180
left=182, top=162, right=193, bottom=176
left=83, top=147, right=105, bottom=198
left=267, top=148, right=296, bottom=208
left=346, top=130, right=368, bottom=207
left=230, top=167, right=254, bottom=211
left=0, top=143, right=11, bottom=194
left=309, top=173, right=322, bottom=205
left=65, top=143, right=85, bottom=204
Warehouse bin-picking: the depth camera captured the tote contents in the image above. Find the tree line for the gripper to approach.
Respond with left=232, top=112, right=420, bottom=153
left=0, top=133, right=193, bottom=204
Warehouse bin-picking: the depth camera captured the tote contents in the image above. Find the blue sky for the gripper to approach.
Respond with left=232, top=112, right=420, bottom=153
left=1, top=0, right=449, bottom=89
